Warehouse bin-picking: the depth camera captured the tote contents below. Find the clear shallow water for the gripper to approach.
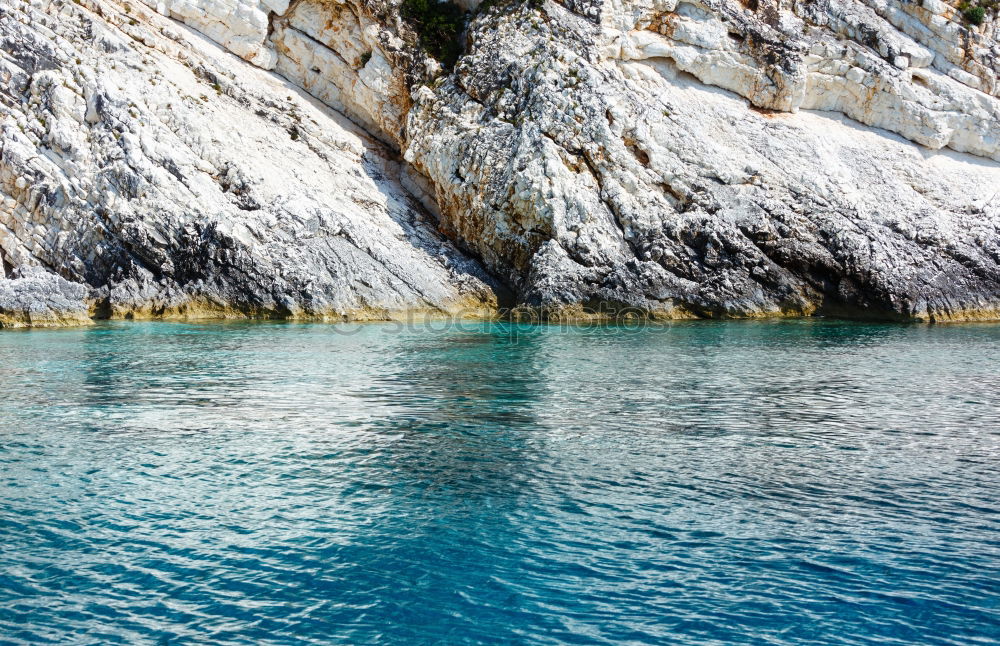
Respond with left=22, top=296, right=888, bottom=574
left=1, top=320, right=998, bottom=646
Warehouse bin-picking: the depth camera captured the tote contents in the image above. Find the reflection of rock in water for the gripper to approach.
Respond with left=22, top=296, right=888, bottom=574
left=360, top=327, right=550, bottom=507
left=77, top=324, right=259, bottom=425
left=79, top=326, right=140, bottom=411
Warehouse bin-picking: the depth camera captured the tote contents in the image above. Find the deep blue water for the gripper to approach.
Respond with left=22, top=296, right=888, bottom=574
left=1, top=320, right=998, bottom=645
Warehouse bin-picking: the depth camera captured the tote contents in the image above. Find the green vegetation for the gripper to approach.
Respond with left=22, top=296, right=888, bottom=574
left=963, top=4, right=986, bottom=24
left=958, top=0, right=997, bottom=25
left=400, top=0, right=467, bottom=68
left=400, top=0, right=548, bottom=69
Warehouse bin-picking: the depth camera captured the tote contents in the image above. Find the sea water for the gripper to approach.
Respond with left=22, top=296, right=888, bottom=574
left=1, top=320, right=998, bottom=645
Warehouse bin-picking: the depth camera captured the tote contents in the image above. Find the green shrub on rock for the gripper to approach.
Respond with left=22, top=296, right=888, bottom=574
left=964, top=4, right=986, bottom=24
left=400, top=0, right=467, bottom=68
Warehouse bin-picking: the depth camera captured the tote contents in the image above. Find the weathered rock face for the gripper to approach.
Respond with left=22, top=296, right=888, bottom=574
left=408, top=0, right=1000, bottom=320
left=0, top=0, right=499, bottom=325
left=2, top=0, right=999, bottom=324
left=0, top=266, right=90, bottom=327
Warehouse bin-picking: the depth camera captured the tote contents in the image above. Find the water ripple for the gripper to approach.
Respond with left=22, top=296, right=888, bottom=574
left=1, top=320, right=998, bottom=645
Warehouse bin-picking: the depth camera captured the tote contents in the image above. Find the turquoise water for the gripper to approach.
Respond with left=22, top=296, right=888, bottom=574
left=1, top=320, right=998, bottom=645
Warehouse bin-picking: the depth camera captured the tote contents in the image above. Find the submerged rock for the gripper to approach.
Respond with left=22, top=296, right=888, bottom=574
left=1, top=0, right=999, bottom=324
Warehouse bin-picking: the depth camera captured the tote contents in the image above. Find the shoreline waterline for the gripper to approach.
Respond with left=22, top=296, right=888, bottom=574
left=5, top=304, right=1000, bottom=331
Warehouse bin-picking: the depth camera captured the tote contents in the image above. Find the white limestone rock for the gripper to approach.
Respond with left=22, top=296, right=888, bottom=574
left=0, top=0, right=500, bottom=322
left=142, top=0, right=280, bottom=68
left=2, top=0, right=999, bottom=323
left=404, top=0, right=1000, bottom=320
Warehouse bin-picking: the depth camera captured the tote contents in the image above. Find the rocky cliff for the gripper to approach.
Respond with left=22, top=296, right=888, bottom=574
left=1, top=0, right=999, bottom=325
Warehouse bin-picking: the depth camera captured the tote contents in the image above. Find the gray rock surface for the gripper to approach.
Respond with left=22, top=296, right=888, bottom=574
left=407, top=0, right=1000, bottom=320
left=2, top=0, right=999, bottom=324
left=0, top=266, right=89, bottom=327
left=0, top=0, right=500, bottom=323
